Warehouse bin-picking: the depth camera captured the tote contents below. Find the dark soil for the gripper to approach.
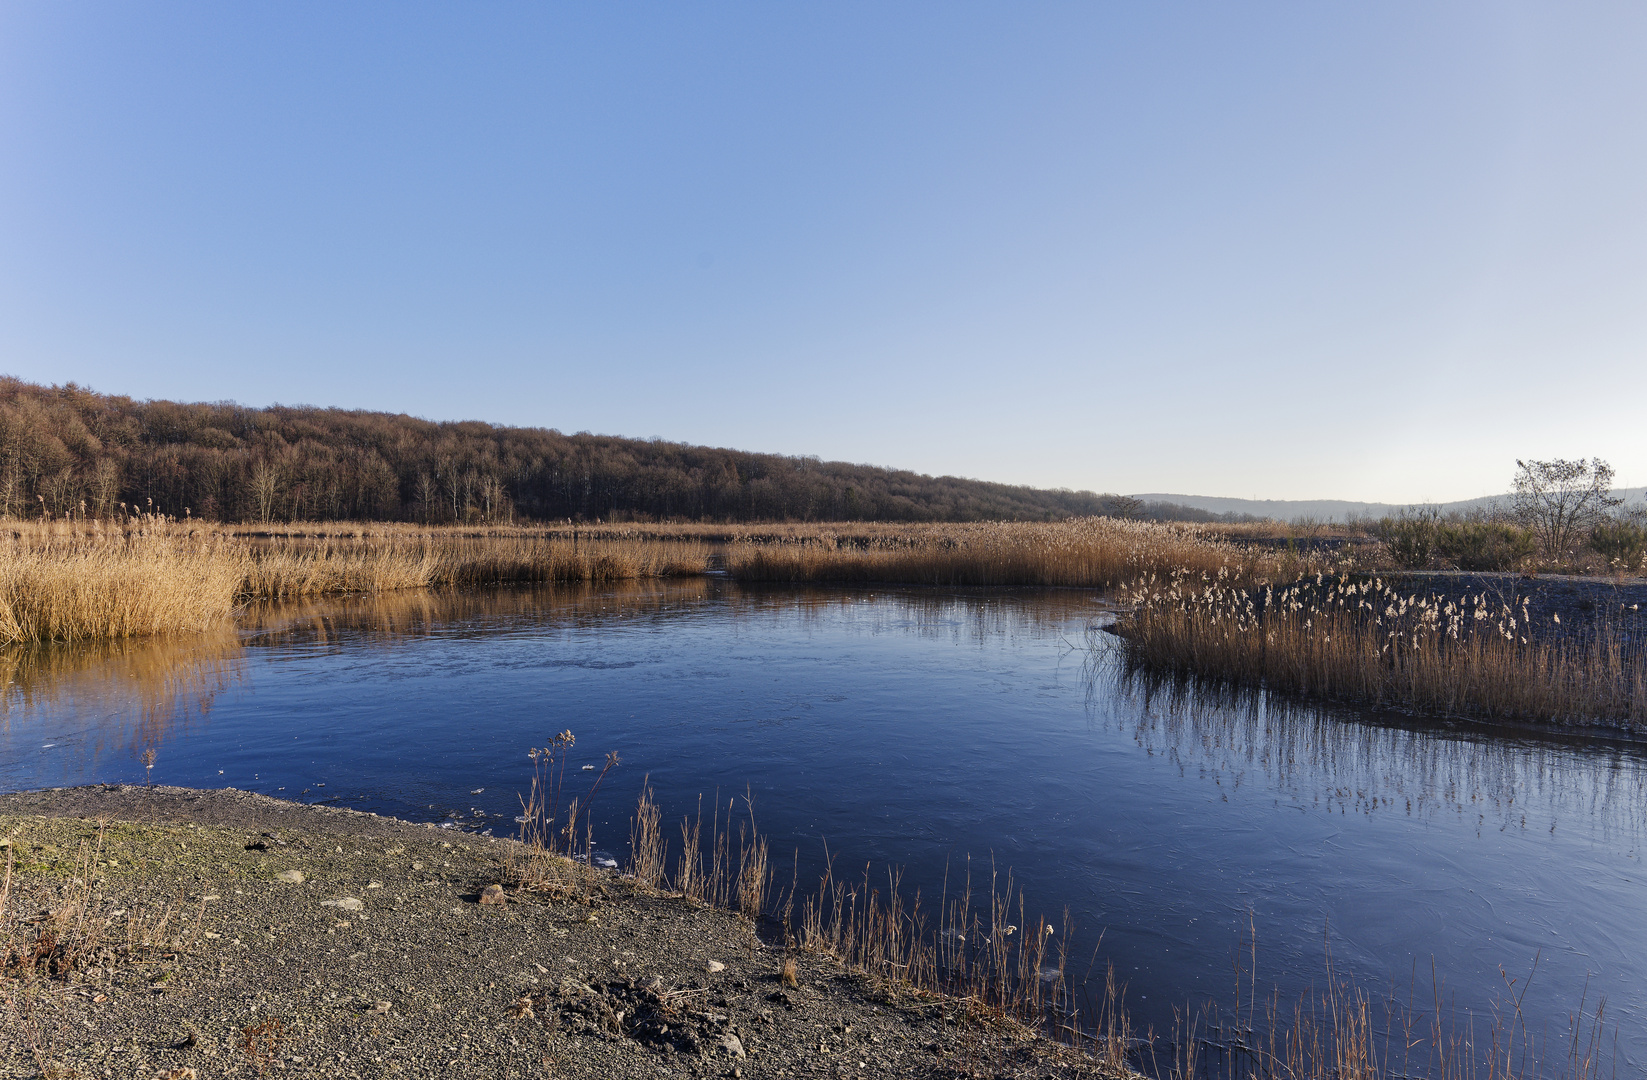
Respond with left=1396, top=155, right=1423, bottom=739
left=0, top=786, right=1127, bottom=1080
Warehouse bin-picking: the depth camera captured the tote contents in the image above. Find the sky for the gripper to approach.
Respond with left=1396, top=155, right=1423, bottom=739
left=1, top=4, right=1644, bottom=503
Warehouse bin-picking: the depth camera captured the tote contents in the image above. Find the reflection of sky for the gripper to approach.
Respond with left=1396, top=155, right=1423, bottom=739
left=2, top=580, right=1642, bottom=1071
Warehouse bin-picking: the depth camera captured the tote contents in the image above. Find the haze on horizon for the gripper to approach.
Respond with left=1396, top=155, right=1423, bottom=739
left=2, top=3, right=1644, bottom=505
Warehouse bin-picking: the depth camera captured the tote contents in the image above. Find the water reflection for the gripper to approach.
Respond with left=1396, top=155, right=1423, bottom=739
left=1096, top=648, right=1647, bottom=842
left=0, top=627, right=245, bottom=784
left=237, top=579, right=1106, bottom=645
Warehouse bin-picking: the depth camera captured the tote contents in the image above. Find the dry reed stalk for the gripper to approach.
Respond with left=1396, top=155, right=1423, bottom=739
left=504, top=732, right=624, bottom=893
left=628, top=780, right=666, bottom=891
left=1159, top=958, right=1616, bottom=1080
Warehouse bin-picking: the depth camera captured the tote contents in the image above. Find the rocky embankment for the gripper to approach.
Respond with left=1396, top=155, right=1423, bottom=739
left=0, top=786, right=1126, bottom=1080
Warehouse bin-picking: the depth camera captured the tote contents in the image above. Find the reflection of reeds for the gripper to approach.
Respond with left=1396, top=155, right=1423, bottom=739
left=0, top=626, right=244, bottom=764
left=1096, top=651, right=1647, bottom=836
left=1114, top=573, right=1646, bottom=727
left=1156, top=946, right=1615, bottom=1080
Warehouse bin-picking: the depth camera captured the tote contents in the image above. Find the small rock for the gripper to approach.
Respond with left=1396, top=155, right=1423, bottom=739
left=366, top=881, right=383, bottom=890
left=321, top=897, right=364, bottom=912
left=555, top=977, right=594, bottom=1001
left=479, top=884, right=507, bottom=906
left=275, top=870, right=305, bottom=884
left=158, top=1069, right=198, bottom=1080
left=706, top=960, right=726, bottom=973
left=369, top=1000, right=391, bottom=1014
left=718, top=1033, right=746, bottom=1060
left=411, top=861, right=424, bottom=871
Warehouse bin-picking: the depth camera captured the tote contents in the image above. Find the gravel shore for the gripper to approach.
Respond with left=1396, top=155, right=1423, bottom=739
left=0, top=786, right=1127, bottom=1080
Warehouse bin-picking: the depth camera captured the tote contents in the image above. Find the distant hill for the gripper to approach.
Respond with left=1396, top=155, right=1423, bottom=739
left=9, top=377, right=1633, bottom=527
left=1130, top=490, right=1647, bottom=523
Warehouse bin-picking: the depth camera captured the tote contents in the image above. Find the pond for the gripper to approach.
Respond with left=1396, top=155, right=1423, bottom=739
left=2, top=580, right=1642, bottom=1072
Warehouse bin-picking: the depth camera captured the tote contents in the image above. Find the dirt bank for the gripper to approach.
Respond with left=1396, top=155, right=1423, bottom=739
left=0, top=786, right=1126, bottom=1080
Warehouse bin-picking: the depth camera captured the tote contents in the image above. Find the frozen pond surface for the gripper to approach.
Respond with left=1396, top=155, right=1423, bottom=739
left=3, top=580, right=1642, bottom=1068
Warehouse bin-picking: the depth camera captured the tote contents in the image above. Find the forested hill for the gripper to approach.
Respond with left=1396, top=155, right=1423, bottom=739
left=0, top=378, right=1129, bottom=524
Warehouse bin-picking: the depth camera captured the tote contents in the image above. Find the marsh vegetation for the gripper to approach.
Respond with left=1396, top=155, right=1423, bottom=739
left=1112, top=572, right=1646, bottom=727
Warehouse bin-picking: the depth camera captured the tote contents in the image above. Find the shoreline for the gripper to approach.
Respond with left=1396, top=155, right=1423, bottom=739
left=1, top=785, right=1128, bottom=1080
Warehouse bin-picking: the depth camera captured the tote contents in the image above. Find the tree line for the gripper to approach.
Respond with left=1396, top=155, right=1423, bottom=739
left=0, top=378, right=1155, bottom=525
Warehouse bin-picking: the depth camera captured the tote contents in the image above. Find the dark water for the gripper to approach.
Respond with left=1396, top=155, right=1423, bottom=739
left=2, top=580, right=1642, bottom=1070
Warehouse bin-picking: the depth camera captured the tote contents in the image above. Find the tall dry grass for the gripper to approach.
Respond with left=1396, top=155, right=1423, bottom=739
left=619, top=784, right=1088, bottom=1048
left=725, top=518, right=1322, bottom=589
left=240, top=532, right=710, bottom=599
left=0, top=523, right=243, bottom=645
left=1113, top=572, right=1646, bottom=727
left=0, top=519, right=713, bottom=642
left=0, top=515, right=1300, bottom=643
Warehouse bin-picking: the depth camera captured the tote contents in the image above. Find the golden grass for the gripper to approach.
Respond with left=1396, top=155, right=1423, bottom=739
left=0, top=525, right=242, bottom=646
left=1114, top=572, right=1646, bottom=727
left=239, top=532, right=709, bottom=599
left=723, top=518, right=1325, bottom=588
left=0, top=519, right=713, bottom=642
left=0, top=516, right=1303, bottom=643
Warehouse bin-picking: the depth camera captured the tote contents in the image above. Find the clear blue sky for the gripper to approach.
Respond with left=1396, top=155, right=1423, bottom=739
left=2, top=4, right=1643, bottom=502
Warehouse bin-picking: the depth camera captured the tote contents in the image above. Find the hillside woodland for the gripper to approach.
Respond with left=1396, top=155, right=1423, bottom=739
left=0, top=379, right=1149, bottom=524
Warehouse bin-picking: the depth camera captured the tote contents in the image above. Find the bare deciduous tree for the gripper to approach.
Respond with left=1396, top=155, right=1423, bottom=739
left=1101, top=495, right=1144, bottom=520
left=1511, top=457, right=1620, bottom=556
left=249, top=459, right=281, bottom=524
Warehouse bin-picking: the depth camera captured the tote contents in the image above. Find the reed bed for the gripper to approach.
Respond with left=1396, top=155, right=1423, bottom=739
left=239, top=533, right=710, bottom=599
left=0, top=525, right=243, bottom=646
left=1114, top=571, right=1646, bottom=727
left=0, top=519, right=713, bottom=642
left=724, top=518, right=1321, bottom=589
left=0, top=515, right=1301, bottom=642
